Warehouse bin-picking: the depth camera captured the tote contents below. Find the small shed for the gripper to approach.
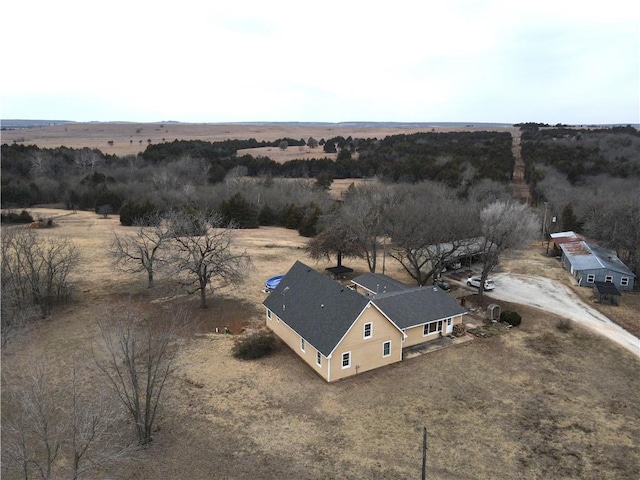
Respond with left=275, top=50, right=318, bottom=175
left=593, top=281, right=621, bottom=306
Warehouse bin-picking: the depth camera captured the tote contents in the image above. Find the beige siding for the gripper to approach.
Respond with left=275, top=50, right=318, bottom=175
left=403, top=314, right=464, bottom=348
left=265, top=308, right=329, bottom=381
left=328, top=304, right=403, bottom=382
left=266, top=306, right=465, bottom=382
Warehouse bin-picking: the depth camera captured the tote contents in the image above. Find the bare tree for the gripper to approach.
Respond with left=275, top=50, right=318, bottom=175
left=94, top=304, right=185, bottom=445
left=476, top=201, right=539, bottom=300
left=581, top=189, right=640, bottom=274
left=167, top=210, right=253, bottom=309
left=224, top=165, right=249, bottom=193
left=2, top=359, right=117, bottom=479
left=1, top=229, right=78, bottom=318
left=339, top=183, right=397, bottom=272
left=110, top=213, right=170, bottom=288
left=466, top=178, right=512, bottom=205
left=66, top=364, right=120, bottom=480
left=306, top=220, right=365, bottom=267
left=2, top=362, right=63, bottom=479
left=387, top=183, right=478, bottom=285
left=73, top=148, right=100, bottom=173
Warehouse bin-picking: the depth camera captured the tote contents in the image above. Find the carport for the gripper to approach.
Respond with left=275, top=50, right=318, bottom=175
left=593, top=281, right=621, bottom=306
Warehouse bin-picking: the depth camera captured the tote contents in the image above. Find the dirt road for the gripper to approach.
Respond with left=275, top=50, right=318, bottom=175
left=487, top=273, right=640, bottom=357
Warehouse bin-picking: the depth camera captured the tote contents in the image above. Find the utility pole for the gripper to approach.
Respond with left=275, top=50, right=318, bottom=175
left=421, top=427, right=428, bottom=480
left=382, top=237, right=386, bottom=275
left=542, top=201, right=548, bottom=245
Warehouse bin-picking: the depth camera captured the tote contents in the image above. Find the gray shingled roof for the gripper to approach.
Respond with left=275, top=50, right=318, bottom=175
left=372, top=286, right=468, bottom=329
left=263, top=261, right=369, bottom=356
left=264, top=263, right=468, bottom=355
left=351, top=272, right=409, bottom=295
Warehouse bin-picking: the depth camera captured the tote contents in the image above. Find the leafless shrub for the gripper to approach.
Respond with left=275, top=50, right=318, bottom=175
left=1, top=228, right=79, bottom=321
left=556, top=318, right=573, bottom=332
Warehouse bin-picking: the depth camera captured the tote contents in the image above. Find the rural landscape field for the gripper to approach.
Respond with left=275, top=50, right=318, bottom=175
left=2, top=123, right=639, bottom=479
left=0, top=121, right=516, bottom=157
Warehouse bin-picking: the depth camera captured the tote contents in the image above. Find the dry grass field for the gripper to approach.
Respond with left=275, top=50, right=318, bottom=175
left=1, top=122, right=517, bottom=157
left=2, top=209, right=639, bottom=480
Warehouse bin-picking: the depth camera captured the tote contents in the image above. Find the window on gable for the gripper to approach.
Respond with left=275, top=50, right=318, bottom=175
left=605, top=275, right=613, bottom=283
left=316, top=351, right=322, bottom=367
left=300, top=338, right=305, bottom=352
left=382, top=341, right=391, bottom=358
left=363, top=322, right=373, bottom=339
left=267, top=310, right=272, bottom=319
left=621, top=277, right=629, bottom=287
left=586, top=274, right=595, bottom=283
left=341, top=352, right=351, bottom=369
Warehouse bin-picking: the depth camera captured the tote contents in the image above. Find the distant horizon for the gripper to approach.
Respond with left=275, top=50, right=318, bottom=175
left=3, top=119, right=639, bottom=128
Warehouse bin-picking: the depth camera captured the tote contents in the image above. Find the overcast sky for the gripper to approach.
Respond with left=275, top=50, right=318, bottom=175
left=2, top=0, right=638, bottom=124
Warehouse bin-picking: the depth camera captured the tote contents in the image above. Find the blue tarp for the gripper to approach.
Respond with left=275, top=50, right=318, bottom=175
left=265, top=274, right=284, bottom=292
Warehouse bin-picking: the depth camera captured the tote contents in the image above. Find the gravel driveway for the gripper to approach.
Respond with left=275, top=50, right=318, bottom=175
left=482, top=273, right=640, bottom=358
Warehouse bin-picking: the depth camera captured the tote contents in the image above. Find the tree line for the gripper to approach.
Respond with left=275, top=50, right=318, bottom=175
left=521, top=126, right=640, bottom=274
left=1, top=130, right=514, bottom=211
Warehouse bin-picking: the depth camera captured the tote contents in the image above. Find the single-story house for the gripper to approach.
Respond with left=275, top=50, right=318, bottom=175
left=555, top=235, right=636, bottom=291
left=263, top=261, right=468, bottom=382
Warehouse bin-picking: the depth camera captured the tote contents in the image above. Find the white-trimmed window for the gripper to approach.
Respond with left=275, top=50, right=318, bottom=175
left=382, top=341, right=391, bottom=358
left=621, top=277, right=629, bottom=287
left=267, top=310, right=272, bottom=320
left=363, top=322, right=373, bottom=339
left=586, top=274, right=595, bottom=283
left=447, top=318, right=452, bottom=326
left=605, top=275, right=613, bottom=283
left=423, top=320, right=443, bottom=336
left=300, top=338, right=305, bottom=352
left=316, top=351, right=322, bottom=367
left=341, top=351, right=351, bottom=369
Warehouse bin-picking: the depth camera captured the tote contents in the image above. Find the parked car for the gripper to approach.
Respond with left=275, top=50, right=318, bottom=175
left=446, top=261, right=462, bottom=270
left=436, top=279, right=451, bottom=291
left=466, top=276, right=495, bottom=290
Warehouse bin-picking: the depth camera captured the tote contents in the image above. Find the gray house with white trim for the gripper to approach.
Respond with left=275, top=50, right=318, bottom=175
left=559, top=240, right=635, bottom=291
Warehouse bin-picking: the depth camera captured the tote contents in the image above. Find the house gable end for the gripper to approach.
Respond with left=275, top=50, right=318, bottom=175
left=263, top=261, right=369, bottom=356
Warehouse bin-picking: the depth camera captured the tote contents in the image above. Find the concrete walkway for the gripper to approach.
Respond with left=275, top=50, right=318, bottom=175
left=403, top=333, right=474, bottom=360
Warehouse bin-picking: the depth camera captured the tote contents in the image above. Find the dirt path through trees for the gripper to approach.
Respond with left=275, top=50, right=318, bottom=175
left=510, top=130, right=532, bottom=203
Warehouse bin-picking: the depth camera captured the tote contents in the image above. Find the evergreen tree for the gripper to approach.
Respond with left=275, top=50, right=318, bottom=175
left=220, top=193, right=259, bottom=229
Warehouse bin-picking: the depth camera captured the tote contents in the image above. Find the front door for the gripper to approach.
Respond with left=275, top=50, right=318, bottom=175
left=445, top=318, right=453, bottom=334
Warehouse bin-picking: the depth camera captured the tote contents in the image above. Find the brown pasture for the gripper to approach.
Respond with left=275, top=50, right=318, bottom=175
left=1, top=122, right=518, bottom=157
left=1, top=209, right=639, bottom=480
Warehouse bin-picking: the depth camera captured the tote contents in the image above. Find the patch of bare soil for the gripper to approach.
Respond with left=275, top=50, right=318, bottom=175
left=2, top=212, right=639, bottom=480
